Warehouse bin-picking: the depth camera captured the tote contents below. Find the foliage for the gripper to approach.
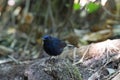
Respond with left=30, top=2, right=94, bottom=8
left=86, top=2, right=101, bottom=13
left=73, top=3, right=81, bottom=11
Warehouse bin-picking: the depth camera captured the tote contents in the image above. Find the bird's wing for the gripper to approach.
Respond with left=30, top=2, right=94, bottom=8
left=52, top=38, right=66, bottom=49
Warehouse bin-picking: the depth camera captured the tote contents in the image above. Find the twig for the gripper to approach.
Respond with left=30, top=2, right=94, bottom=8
left=102, top=6, right=120, bottom=18
left=47, top=0, right=57, bottom=35
left=0, top=45, right=13, bottom=55
left=23, top=31, right=32, bottom=51
left=106, top=69, right=120, bottom=80
left=10, top=39, right=17, bottom=48
left=8, top=55, right=22, bottom=64
left=0, top=59, right=13, bottom=64
left=73, top=45, right=91, bottom=65
left=44, top=6, right=49, bottom=28
left=24, top=0, right=30, bottom=14
left=73, top=47, right=77, bottom=64
left=22, top=0, right=30, bottom=23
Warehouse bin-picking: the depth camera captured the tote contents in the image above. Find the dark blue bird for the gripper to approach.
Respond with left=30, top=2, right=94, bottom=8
left=42, top=35, right=66, bottom=56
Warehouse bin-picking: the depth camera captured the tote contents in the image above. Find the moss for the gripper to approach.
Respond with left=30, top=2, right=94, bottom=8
left=45, top=59, right=82, bottom=80
left=64, top=61, right=82, bottom=80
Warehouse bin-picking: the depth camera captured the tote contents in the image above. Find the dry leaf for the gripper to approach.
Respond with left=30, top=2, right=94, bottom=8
left=83, top=29, right=113, bottom=42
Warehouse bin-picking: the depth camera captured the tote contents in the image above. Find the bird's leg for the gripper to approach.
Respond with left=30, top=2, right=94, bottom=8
left=45, top=56, right=54, bottom=63
left=45, top=56, right=59, bottom=64
left=51, top=56, right=57, bottom=60
left=47, top=56, right=55, bottom=61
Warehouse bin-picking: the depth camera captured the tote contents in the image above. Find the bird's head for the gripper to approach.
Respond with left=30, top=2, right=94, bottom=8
left=42, top=35, right=52, bottom=41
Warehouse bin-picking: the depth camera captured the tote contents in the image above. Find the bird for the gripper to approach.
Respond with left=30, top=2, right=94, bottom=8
left=42, top=35, right=67, bottom=56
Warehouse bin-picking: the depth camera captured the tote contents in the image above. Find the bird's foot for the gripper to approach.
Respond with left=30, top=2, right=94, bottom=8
left=45, top=56, right=59, bottom=64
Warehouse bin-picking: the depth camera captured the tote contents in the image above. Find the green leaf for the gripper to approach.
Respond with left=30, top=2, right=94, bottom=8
left=73, top=3, right=81, bottom=11
left=86, top=2, right=100, bottom=13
